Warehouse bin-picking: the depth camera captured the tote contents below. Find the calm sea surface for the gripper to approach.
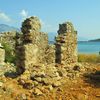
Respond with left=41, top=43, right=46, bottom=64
left=49, top=41, right=100, bottom=54
left=78, top=41, right=100, bottom=54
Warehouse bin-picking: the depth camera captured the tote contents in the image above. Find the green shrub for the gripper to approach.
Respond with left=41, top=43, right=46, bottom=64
left=78, top=54, right=100, bottom=63
left=2, top=42, right=15, bottom=63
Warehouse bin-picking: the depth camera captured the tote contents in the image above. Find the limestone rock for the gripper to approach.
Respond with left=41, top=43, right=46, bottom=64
left=46, top=85, right=53, bottom=91
left=33, top=88, right=43, bottom=96
left=52, top=81, right=61, bottom=87
left=0, top=63, right=17, bottom=77
left=21, top=16, right=41, bottom=33
left=16, top=16, right=49, bottom=73
left=55, top=21, right=77, bottom=65
left=18, top=78, right=34, bottom=89
left=58, top=22, right=74, bottom=34
left=17, top=93, right=27, bottom=100
left=21, top=93, right=27, bottom=100
left=45, top=45, right=55, bottom=64
left=0, top=82, right=3, bottom=87
left=0, top=48, right=5, bottom=65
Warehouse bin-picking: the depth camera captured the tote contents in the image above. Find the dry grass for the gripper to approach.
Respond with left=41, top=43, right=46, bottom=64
left=78, top=54, right=100, bottom=63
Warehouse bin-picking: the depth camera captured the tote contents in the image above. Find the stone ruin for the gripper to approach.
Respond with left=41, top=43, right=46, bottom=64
left=55, top=22, right=77, bottom=65
left=16, top=16, right=78, bottom=90
left=0, top=43, right=5, bottom=65
left=16, top=16, right=55, bottom=73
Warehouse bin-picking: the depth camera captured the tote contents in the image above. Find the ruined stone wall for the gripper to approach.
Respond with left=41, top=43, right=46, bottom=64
left=16, top=17, right=79, bottom=91
left=45, top=44, right=55, bottom=64
left=16, top=16, right=77, bottom=74
left=55, top=22, right=77, bottom=65
left=0, top=48, right=5, bottom=65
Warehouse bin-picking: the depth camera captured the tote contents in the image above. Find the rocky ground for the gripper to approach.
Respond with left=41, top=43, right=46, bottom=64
left=0, top=62, right=100, bottom=100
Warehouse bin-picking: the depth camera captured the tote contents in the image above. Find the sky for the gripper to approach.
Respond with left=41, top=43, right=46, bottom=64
left=0, top=0, right=100, bottom=40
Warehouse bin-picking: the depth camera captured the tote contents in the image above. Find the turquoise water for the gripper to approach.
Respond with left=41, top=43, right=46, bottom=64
left=49, top=41, right=100, bottom=54
left=78, top=41, right=100, bottom=54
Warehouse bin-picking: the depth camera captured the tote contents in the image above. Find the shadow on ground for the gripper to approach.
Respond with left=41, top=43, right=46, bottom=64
left=4, top=71, right=19, bottom=78
left=84, top=71, right=100, bottom=88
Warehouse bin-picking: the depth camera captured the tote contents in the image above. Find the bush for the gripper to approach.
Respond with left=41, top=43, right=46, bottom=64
left=2, top=42, right=15, bottom=63
left=78, top=54, right=100, bottom=63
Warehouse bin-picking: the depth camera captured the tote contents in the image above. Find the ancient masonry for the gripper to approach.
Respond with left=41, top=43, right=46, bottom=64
left=0, top=44, right=5, bottom=65
left=16, top=16, right=55, bottom=73
left=16, top=16, right=78, bottom=89
left=16, top=17, right=77, bottom=71
left=55, top=22, right=77, bottom=65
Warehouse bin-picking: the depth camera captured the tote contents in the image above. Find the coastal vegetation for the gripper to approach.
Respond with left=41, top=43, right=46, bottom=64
left=2, top=42, right=15, bottom=63
left=78, top=54, right=100, bottom=63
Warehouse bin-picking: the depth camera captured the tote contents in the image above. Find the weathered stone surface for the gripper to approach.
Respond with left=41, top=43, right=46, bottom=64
left=33, top=88, right=43, bottom=95
left=30, top=64, right=61, bottom=87
left=58, top=22, right=74, bottom=34
left=0, top=63, right=17, bottom=77
left=19, top=93, right=27, bottom=100
left=16, top=16, right=49, bottom=73
left=21, top=16, right=41, bottom=33
left=0, top=82, right=3, bottom=87
left=0, top=48, right=5, bottom=65
left=16, top=44, right=39, bottom=71
left=55, top=22, right=77, bottom=65
left=45, top=45, right=55, bottom=64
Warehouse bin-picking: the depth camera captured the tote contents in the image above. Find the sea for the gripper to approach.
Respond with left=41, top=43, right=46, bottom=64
left=49, top=41, right=100, bottom=54
left=78, top=41, right=100, bottom=54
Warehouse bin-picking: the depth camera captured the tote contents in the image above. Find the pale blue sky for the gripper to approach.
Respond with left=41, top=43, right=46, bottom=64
left=0, top=0, right=100, bottom=40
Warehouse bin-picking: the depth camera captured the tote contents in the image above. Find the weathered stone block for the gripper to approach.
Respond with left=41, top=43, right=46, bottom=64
left=45, top=45, right=55, bottom=64
left=0, top=48, right=5, bottom=65
left=21, top=44, right=39, bottom=69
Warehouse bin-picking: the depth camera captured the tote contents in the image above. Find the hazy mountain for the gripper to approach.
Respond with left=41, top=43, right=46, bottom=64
left=0, top=24, right=20, bottom=33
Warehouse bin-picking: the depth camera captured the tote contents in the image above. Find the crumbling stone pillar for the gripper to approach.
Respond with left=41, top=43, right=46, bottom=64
left=55, top=22, right=77, bottom=65
left=16, top=16, right=48, bottom=73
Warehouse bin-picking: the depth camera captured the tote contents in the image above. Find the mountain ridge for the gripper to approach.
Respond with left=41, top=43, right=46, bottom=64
left=0, top=24, right=20, bottom=33
left=88, top=38, right=100, bottom=42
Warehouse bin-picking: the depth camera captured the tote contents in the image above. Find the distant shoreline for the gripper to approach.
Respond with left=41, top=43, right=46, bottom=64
left=78, top=52, right=99, bottom=55
left=78, top=41, right=100, bottom=42
left=49, top=41, right=100, bottom=54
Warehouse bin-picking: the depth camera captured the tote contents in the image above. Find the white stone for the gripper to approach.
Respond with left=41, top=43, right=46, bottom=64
left=0, top=82, right=3, bottom=87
